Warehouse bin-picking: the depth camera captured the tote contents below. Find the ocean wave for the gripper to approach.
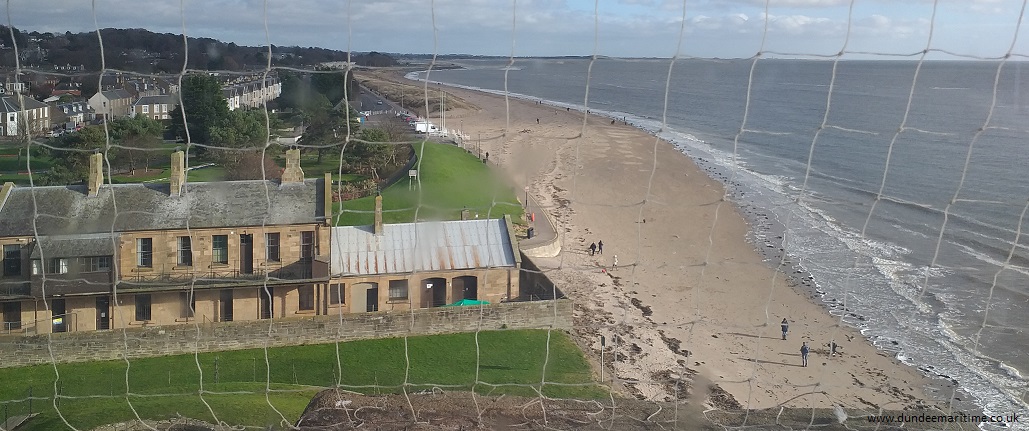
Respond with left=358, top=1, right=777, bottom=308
left=951, top=242, right=1029, bottom=278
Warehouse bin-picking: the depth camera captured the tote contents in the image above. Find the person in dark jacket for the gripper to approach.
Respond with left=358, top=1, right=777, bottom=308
left=801, top=342, right=810, bottom=367
left=588, top=242, right=597, bottom=256
left=781, top=318, right=789, bottom=340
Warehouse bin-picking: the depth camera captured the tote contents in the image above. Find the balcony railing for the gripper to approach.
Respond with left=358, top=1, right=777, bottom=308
left=2, top=312, right=79, bottom=335
left=124, top=260, right=314, bottom=285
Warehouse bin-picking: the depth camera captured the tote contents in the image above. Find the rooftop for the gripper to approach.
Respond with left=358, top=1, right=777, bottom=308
left=0, top=95, right=46, bottom=113
left=133, top=94, right=177, bottom=106
left=329, top=218, right=517, bottom=277
left=31, top=233, right=116, bottom=259
left=0, top=179, right=325, bottom=237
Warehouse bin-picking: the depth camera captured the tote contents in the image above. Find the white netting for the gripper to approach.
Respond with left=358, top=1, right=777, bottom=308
left=1, top=0, right=1028, bottom=430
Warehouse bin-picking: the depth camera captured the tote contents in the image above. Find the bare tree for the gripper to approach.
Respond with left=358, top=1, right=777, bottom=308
left=223, top=150, right=282, bottom=181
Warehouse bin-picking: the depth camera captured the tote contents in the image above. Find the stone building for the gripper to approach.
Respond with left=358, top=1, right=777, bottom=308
left=0, top=150, right=521, bottom=335
left=0, top=149, right=330, bottom=334
left=317, top=196, right=521, bottom=315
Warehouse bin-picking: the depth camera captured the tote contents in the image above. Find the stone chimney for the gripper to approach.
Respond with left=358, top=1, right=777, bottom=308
left=323, top=172, right=332, bottom=225
left=87, top=153, right=104, bottom=197
left=281, top=148, right=305, bottom=183
left=374, top=192, right=383, bottom=235
left=169, top=150, right=185, bottom=196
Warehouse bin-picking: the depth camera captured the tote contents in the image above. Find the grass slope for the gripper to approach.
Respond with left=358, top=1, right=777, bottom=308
left=0, top=329, right=601, bottom=430
left=334, top=142, right=523, bottom=225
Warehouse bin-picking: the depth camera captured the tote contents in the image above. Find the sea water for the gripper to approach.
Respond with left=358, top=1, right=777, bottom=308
left=412, top=58, right=1029, bottom=426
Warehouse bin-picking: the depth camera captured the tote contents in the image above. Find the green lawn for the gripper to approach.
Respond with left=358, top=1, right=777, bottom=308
left=0, top=329, right=602, bottom=430
left=110, top=167, right=171, bottom=183
left=186, top=165, right=227, bottom=182
left=0, top=145, right=53, bottom=173
left=334, top=142, right=523, bottom=226
left=0, top=172, right=32, bottom=183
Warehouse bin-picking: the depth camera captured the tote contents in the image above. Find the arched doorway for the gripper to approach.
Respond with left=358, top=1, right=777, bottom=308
left=351, top=282, right=379, bottom=312
left=451, top=276, right=478, bottom=301
left=420, top=277, right=447, bottom=308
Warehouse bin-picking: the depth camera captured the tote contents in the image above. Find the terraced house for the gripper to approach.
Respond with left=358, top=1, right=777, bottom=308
left=0, top=150, right=521, bottom=335
left=0, top=149, right=330, bottom=333
left=0, top=94, right=50, bottom=137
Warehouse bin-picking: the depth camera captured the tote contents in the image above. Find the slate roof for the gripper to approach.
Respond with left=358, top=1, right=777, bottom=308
left=100, top=89, right=133, bottom=101
left=31, top=234, right=116, bottom=258
left=0, top=95, right=46, bottom=113
left=0, top=179, right=325, bottom=237
left=133, top=94, right=176, bottom=106
left=329, top=219, right=517, bottom=277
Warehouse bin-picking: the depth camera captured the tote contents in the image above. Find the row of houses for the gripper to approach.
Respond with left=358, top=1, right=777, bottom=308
left=88, top=89, right=178, bottom=121
left=224, top=77, right=281, bottom=111
left=88, top=76, right=281, bottom=121
left=0, top=150, right=521, bottom=334
left=0, top=74, right=282, bottom=137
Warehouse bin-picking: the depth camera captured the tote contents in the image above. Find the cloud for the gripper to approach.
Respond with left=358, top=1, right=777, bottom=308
left=853, top=14, right=928, bottom=39
left=2, top=0, right=1026, bottom=58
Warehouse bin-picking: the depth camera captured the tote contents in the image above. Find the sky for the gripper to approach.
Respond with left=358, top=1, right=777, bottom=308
left=5, top=0, right=1029, bottom=59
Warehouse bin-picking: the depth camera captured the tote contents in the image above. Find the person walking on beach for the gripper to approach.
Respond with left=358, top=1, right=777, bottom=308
left=781, top=318, right=789, bottom=340
left=800, top=342, right=809, bottom=367
left=598, top=240, right=604, bottom=254
left=830, top=341, right=839, bottom=357
left=536, top=118, right=540, bottom=124
left=588, top=242, right=597, bottom=256
left=485, top=151, right=489, bottom=161
left=613, top=255, right=618, bottom=267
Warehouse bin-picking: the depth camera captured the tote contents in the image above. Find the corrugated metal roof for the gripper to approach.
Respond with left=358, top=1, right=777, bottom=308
left=330, top=219, right=516, bottom=276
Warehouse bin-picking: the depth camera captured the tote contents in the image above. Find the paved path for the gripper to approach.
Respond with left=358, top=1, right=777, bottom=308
left=519, top=191, right=558, bottom=250
left=1, top=413, right=37, bottom=431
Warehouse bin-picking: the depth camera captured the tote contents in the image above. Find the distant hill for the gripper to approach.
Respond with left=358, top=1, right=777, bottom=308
left=0, top=26, right=398, bottom=73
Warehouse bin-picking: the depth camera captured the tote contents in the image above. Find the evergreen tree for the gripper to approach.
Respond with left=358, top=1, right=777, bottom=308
left=168, top=74, right=229, bottom=146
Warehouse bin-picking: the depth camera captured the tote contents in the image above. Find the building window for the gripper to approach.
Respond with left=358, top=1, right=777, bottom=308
left=2, top=301, right=21, bottom=330
left=141, top=105, right=149, bottom=114
left=46, top=258, right=69, bottom=274
left=212, top=235, right=228, bottom=265
left=389, top=280, right=409, bottom=300
left=265, top=233, right=280, bottom=262
left=137, top=238, right=153, bottom=267
left=329, top=283, right=344, bottom=304
left=2, top=244, right=20, bottom=277
left=180, top=291, right=195, bottom=318
left=83, top=256, right=112, bottom=272
left=161, top=104, right=167, bottom=112
left=177, top=236, right=193, bottom=266
left=298, top=285, right=314, bottom=311
left=135, top=294, right=152, bottom=321
left=300, top=231, right=314, bottom=260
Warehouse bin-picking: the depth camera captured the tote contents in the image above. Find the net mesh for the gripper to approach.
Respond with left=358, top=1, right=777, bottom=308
left=0, top=0, right=1027, bottom=429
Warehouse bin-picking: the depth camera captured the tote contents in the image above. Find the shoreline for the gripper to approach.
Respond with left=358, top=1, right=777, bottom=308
left=380, top=71, right=950, bottom=413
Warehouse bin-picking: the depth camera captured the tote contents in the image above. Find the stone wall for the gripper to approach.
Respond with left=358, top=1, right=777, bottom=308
left=519, top=253, right=564, bottom=300
left=0, top=299, right=572, bottom=368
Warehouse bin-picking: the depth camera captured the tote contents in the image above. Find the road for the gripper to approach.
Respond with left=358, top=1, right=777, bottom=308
left=357, top=87, right=392, bottom=112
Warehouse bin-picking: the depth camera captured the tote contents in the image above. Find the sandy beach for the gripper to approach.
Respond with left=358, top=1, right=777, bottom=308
left=384, top=73, right=943, bottom=412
